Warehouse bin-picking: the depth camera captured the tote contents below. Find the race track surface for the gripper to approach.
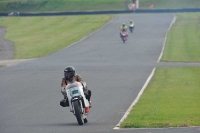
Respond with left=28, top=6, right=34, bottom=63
left=0, top=14, right=200, bottom=133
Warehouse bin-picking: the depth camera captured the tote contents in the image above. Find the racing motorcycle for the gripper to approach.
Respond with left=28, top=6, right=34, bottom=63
left=66, top=81, right=90, bottom=125
left=129, top=24, right=134, bottom=33
left=120, top=31, right=128, bottom=43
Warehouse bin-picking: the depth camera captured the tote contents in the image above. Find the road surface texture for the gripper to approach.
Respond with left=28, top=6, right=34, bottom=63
left=0, top=14, right=200, bottom=133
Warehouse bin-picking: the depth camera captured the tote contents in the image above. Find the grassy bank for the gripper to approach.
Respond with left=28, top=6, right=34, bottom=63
left=0, top=15, right=113, bottom=59
left=121, top=67, right=200, bottom=128
left=0, top=0, right=128, bottom=12
left=0, top=0, right=200, bottom=12
left=139, top=0, right=200, bottom=9
left=161, top=13, right=200, bottom=62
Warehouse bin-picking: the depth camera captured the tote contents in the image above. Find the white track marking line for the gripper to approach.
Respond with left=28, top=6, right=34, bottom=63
left=114, top=68, right=156, bottom=130
left=158, top=14, right=177, bottom=62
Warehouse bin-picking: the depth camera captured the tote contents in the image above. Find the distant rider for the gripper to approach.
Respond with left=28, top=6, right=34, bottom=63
left=119, top=23, right=128, bottom=38
left=129, top=20, right=135, bottom=27
left=129, top=20, right=135, bottom=30
left=60, top=66, right=92, bottom=108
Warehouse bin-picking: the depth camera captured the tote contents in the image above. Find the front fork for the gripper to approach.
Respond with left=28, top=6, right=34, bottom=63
left=71, top=99, right=89, bottom=119
left=66, top=88, right=89, bottom=119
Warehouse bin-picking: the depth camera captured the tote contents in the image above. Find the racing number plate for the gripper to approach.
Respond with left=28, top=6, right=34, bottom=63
left=70, top=87, right=80, bottom=97
left=72, top=89, right=78, bottom=95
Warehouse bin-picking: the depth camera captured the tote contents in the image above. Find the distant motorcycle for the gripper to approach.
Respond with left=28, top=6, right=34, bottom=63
left=66, top=81, right=90, bottom=125
left=129, top=24, right=134, bottom=33
left=120, top=31, right=128, bottom=43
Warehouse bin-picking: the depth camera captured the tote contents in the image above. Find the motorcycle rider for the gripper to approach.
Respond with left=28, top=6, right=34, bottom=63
left=129, top=20, right=135, bottom=26
left=129, top=20, right=135, bottom=31
left=60, top=66, right=92, bottom=108
left=119, top=23, right=128, bottom=38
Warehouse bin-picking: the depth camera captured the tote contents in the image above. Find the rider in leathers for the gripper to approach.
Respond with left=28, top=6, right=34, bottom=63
left=129, top=20, right=135, bottom=30
left=119, top=23, right=128, bottom=38
left=60, top=66, right=92, bottom=108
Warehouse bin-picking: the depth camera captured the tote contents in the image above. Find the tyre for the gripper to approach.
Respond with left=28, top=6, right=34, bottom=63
left=73, top=100, right=84, bottom=125
left=129, top=27, right=133, bottom=33
left=122, top=37, right=126, bottom=43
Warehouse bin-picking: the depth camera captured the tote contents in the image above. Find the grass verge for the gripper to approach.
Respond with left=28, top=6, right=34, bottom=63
left=120, top=67, right=200, bottom=128
left=139, top=0, right=200, bottom=9
left=0, top=0, right=128, bottom=12
left=1, top=0, right=200, bottom=12
left=0, top=15, right=113, bottom=59
left=161, top=13, right=200, bottom=62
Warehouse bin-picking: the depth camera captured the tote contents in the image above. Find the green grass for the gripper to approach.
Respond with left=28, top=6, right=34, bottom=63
left=121, top=67, right=200, bottom=128
left=0, top=0, right=200, bottom=12
left=139, top=0, right=200, bottom=9
left=0, top=0, right=129, bottom=12
left=0, top=15, right=113, bottom=59
left=161, top=13, right=200, bottom=62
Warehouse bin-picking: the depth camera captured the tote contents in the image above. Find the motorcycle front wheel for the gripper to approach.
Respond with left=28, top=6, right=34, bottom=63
left=73, top=100, right=84, bottom=125
left=122, top=37, right=126, bottom=43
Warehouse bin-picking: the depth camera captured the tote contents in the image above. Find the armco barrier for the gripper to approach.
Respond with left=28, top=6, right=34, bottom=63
left=1, top=8, right=200, bottom=17
left=0, top=13, right=7, bottom=16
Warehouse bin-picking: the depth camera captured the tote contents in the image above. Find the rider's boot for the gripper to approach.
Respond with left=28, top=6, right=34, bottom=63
left=60, top=96, right=69, bottom=107
left=85, top=90, right=92, bottom=108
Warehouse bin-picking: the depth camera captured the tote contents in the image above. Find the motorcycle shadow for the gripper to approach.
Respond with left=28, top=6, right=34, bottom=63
left=53, top=122, right=80, bottom=126
left=26, top=122, right=81, bottom=127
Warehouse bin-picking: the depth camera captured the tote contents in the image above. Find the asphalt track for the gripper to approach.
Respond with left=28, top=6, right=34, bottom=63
left=0, top=14, right=200, bottom=133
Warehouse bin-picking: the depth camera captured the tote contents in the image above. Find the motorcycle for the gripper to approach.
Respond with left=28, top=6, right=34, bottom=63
left=120, top=31, right=128, bottom=43
left=66, top=81, right=90, bottom=125
left=129, top=24, right=134, bottom=33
